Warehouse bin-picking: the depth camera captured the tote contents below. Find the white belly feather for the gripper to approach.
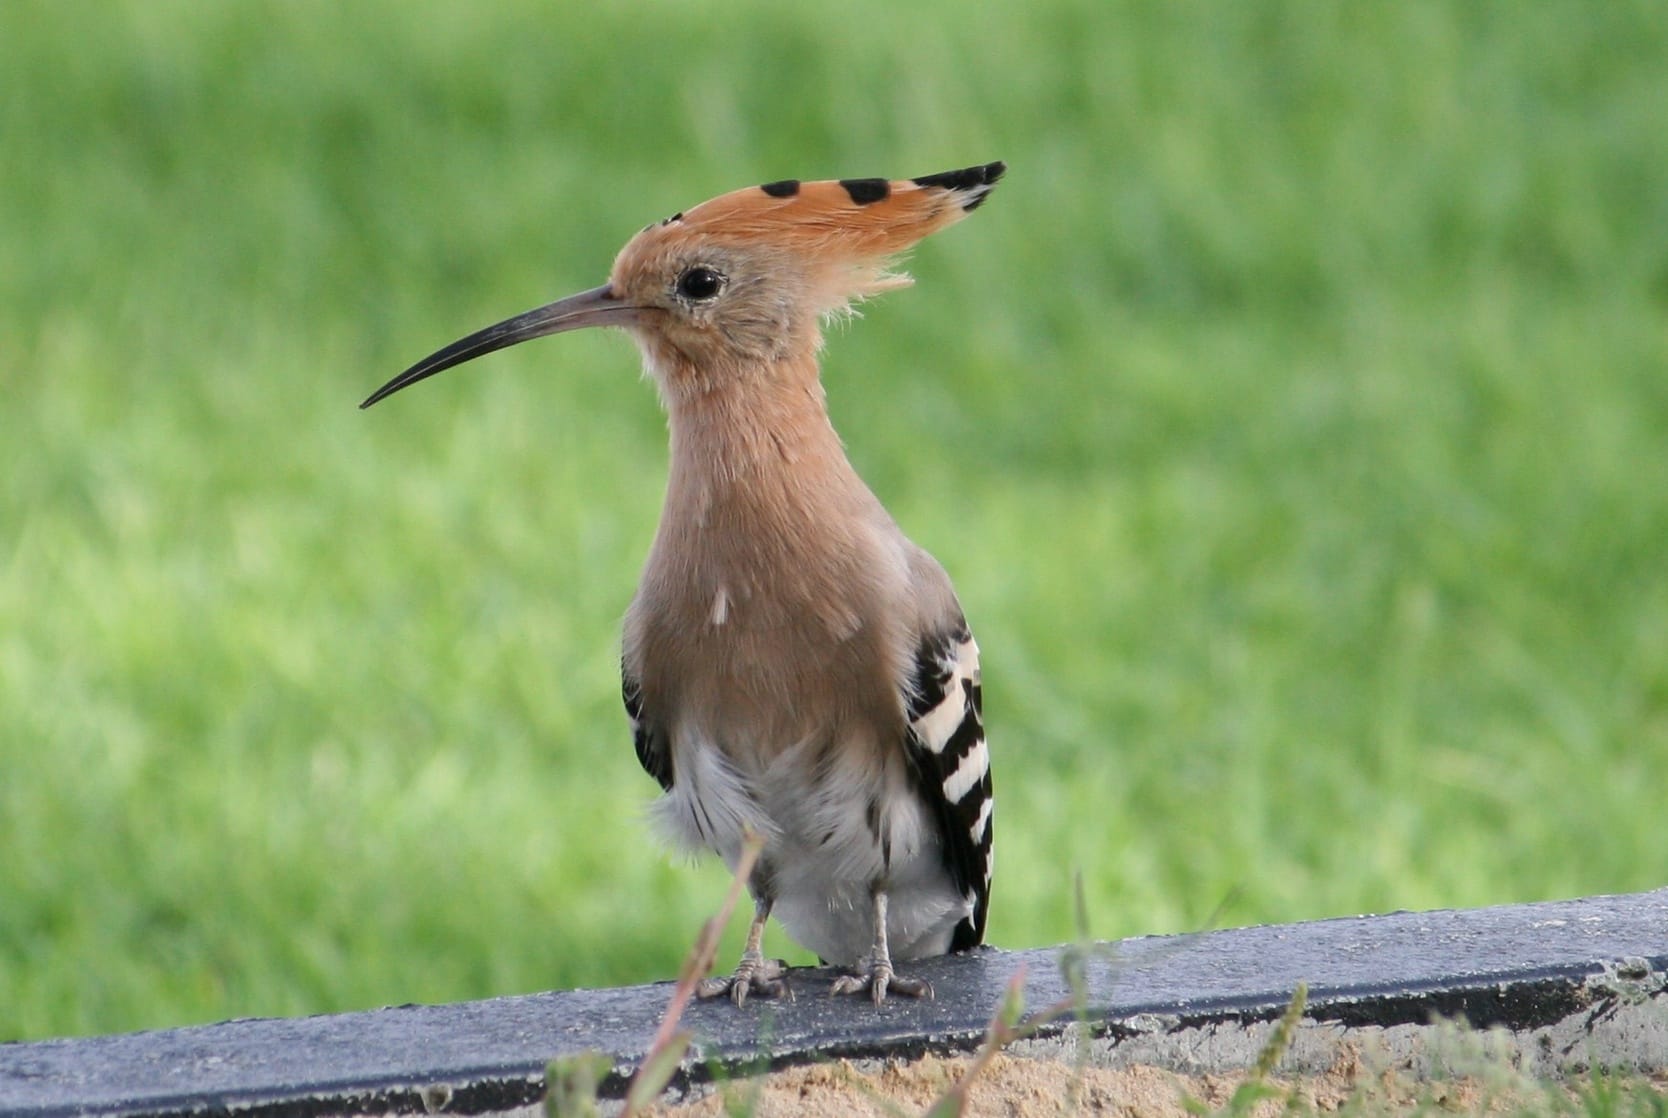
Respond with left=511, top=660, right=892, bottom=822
left=649, top=727, right=970, bottom=964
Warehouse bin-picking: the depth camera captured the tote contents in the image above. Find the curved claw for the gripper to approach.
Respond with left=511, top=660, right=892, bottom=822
left=830, top=958, right=934, bottom=1005
left=697, top=955, right=793, bottom=1007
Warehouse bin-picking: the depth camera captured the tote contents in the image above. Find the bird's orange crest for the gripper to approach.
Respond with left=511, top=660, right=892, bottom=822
left=615, top=162, right=1006, bottom=311
left=678, top=162, right=1004, bottom=250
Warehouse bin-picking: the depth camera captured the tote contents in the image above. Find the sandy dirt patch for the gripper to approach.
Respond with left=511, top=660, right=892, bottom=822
left=648, top=1049, right=1530, bottom=1116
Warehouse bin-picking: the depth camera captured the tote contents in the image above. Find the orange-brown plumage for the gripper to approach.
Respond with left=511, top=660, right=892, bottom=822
left=364, top=162, right=1003, bottom=1006
left=673, top=170, right=992, bottom=263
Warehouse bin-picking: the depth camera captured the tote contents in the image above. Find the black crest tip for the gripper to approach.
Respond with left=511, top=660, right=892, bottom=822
left=840, top=178, right=891, bottom=205
left=911, top=161, right=1006, bottom=210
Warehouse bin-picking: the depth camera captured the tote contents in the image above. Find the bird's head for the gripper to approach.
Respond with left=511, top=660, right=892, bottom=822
left=361, top=163, right=1004, bottom=409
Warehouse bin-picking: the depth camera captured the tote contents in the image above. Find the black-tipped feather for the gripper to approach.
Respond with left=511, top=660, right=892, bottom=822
left=912, top=161, right=1006, bottom=210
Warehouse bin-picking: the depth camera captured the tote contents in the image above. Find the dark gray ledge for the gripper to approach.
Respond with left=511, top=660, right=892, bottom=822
left=4, top=889, right=1665, bottom=1117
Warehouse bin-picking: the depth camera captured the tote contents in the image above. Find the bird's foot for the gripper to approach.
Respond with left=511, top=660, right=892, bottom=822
left=829, top=955, right=933, bottom=1006
left=696, top=951, right=792, bottom=1007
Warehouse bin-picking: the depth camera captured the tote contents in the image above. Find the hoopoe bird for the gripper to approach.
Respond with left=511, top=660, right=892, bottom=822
left=362, top=162, right=1003, bottom=1005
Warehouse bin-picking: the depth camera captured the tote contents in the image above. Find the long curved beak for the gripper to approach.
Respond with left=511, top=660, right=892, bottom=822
left=361, top=284, right=640, bottom=409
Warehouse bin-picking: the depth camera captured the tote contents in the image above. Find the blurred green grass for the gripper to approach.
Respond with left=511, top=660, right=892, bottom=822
left=3, top=0, right=1666, bottom=1041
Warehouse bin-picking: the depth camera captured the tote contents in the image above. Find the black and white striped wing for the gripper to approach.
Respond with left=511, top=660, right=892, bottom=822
left=901, top=622, right=992, bottom=949
left=622, top=661, right=673, bottom=792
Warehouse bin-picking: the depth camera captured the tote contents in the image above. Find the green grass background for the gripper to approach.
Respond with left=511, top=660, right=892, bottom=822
left=4, top=1, right=1666, bottom=1042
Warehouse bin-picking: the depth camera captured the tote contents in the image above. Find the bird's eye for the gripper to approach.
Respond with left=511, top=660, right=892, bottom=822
left=676, top=266, right=725, bottom=302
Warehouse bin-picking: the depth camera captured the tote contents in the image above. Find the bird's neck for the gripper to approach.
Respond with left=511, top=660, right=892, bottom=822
left=662, top=353, right=860, bottom=509
left=637, top=351, right=894, bottom=659
left=646, top=350, right=890, bottom=624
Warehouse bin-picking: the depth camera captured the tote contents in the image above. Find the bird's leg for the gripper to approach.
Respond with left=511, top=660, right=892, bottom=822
left=696, top=894, right=791, bottom=1007
left=829, top=889, right=934, bottom=1005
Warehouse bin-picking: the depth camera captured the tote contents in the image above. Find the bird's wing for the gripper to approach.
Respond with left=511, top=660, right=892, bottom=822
left=622, top=661, right=673, bottom=791
left=901, top=621, right=992, bottom=949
